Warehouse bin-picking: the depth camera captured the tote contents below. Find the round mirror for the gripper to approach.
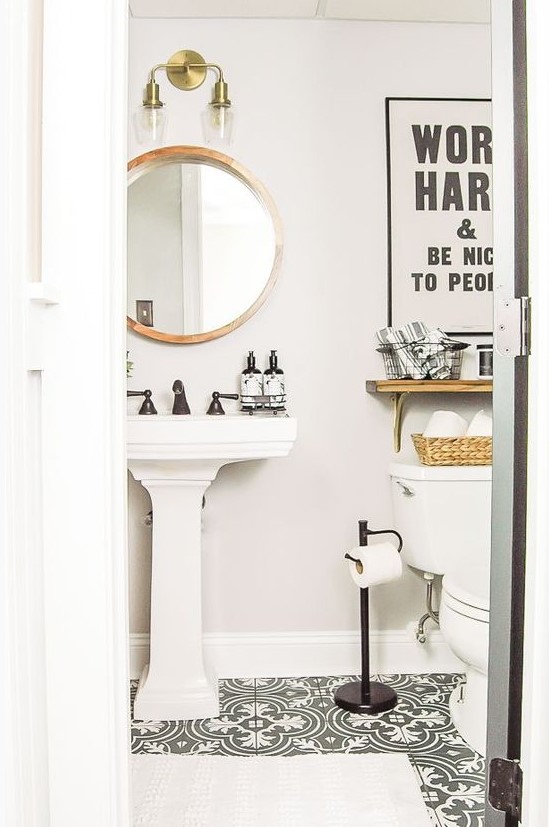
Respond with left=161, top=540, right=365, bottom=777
left=127, top=146, right=282, bottom=343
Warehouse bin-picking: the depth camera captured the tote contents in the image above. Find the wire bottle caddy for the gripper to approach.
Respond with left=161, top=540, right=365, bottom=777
left=241, top=393, right=287, bottom=415
left=240, top=350, right=286, bottom=414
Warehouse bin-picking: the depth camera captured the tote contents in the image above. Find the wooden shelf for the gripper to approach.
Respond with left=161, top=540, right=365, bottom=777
left=366, top=379, right=493, bottom=452
left=366, top=379, right=492, bottom=394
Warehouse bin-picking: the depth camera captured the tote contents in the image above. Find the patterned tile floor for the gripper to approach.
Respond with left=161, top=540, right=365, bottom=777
left=131, top=673, right=486, bottom=826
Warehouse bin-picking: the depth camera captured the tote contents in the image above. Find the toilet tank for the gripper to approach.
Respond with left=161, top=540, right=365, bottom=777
left=389, top=463, right=492, bottom=575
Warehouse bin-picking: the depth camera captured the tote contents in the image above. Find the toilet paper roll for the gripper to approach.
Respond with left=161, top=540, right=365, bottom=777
left=347, top=542, right=403, bottom=589
left=466, top=409, right=493, bottom=436
left=422, top=410, right=468, bottom=437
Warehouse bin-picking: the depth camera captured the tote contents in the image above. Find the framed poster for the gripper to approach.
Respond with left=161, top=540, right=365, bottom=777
left=386, top=97, right=493, bottom=335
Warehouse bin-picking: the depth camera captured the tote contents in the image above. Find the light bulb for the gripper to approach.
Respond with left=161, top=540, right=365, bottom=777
left=200, top=104, right=234, bottom=147
left=133, top=105, right=168, bottom=148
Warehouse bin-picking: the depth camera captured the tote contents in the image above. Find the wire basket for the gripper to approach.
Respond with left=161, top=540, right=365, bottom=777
left=240, top=394, right=287, bottom=415
left=377, top=341, right=466, bottom=380
left=412, top=434, right=492, bottom=466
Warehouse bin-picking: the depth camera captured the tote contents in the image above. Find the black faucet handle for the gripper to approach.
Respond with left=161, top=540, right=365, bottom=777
left=127, top=388, right=157, bottom=415
left=206, top=392, right=239, bottom=416
left=172, top=380, right=191, bottom=415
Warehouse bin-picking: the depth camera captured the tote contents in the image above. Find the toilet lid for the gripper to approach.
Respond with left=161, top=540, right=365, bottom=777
left=443, top=562, right=490, bottom=612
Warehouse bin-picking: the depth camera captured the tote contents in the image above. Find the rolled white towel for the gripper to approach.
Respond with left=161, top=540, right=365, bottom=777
left=423, top=410, right=468, bottom=438
left=466, top=409, right=493, bottom=436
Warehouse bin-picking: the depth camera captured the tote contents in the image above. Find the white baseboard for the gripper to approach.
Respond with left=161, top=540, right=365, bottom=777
left=129, top=627, right=462, bottom=680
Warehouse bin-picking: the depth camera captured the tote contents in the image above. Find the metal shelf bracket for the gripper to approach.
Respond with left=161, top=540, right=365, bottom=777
left=392, top=392, right=409, bottom=452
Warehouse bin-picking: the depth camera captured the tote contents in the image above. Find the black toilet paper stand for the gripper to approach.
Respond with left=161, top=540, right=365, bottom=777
left=334, top=520, right=403, bottom=715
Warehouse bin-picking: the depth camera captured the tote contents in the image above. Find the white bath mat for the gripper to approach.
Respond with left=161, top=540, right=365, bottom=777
left=132, top=753, right=431, bottom=826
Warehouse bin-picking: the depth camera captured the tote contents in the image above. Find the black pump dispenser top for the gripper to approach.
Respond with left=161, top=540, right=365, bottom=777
left=269, top=350, right=283, bottom=372
left=244, top=350, right=260, bottom=373
left=266, top=350, right=283, bottom=375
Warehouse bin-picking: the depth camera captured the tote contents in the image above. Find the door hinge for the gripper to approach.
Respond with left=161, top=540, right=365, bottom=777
left=495, top=297, right=531, bottom=357
left=488, top=757, right=523, bottom=820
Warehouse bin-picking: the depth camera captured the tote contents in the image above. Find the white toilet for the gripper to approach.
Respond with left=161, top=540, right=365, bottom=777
left=389, top=462, right=492, bottom=755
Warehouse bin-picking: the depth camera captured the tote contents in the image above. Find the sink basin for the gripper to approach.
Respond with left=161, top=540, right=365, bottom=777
left=127, top=413, right=297, bottom=721
left=127, top=413, right=297, bottom=460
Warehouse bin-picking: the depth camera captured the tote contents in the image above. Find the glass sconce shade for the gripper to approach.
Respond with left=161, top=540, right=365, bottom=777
left=200, top=104, right=234, bottom=147
left=133, top=105, right=168, bottom=147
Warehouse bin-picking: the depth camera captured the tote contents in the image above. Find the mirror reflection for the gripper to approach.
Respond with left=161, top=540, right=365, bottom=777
left=127, top=148, right=282, bottom=343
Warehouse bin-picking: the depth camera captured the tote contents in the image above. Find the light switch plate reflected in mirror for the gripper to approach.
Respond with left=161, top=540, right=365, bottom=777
left=136, top=299, right=154, bottom=326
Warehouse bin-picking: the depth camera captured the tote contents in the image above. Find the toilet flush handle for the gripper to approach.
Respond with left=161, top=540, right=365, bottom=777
left=396, top=480, right=415, bottom=497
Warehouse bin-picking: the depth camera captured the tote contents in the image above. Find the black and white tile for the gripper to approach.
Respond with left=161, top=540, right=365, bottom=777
left=131, top=673, right=486, bottom=826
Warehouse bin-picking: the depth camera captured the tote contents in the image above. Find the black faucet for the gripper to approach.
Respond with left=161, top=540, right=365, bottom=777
left=172, top=380, right=191, bottom=415
left=127, top=389, right=157, bottom=415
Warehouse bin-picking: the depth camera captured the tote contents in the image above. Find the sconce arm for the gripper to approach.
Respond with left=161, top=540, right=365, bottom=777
left=150, top=62, right=224, bottom=84
left=190, top=63, right=224, bottom=82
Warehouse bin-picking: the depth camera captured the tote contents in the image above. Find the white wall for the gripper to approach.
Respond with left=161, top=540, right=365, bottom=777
left=127, top=19, right=492, bottom=639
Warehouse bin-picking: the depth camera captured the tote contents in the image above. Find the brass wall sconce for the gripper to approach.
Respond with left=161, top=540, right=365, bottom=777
left=134, top=49, right=233, bottom=148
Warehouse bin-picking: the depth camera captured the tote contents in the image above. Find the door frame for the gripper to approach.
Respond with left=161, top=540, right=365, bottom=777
left=489, top=0, right=549, bottom=823
left=518, top=0, right=549, bottom=822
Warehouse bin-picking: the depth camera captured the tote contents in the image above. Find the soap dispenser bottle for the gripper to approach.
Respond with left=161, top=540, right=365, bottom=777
left=241, top=351, right=263, bottom=411
left=263, top=350, right=286, bottom=411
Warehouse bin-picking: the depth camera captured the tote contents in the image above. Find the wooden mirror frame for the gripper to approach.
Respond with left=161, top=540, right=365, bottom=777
left=127, top=146, right=283, bottom=344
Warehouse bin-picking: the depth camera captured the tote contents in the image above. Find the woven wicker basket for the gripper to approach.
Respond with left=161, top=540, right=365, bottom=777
left=412, top=433, right=492, bottom=466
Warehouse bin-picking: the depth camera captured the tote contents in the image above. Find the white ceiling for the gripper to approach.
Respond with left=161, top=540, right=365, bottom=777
left=129, top=0, right=491, bottom=24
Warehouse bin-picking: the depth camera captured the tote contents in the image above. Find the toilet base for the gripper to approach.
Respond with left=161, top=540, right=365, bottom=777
left=449, top=669, right=487, bottom=756
left=334, top=680, right=398, bottom=714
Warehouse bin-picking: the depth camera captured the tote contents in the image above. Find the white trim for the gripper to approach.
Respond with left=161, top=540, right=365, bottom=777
left=129, top=0, right=491, bottom=24
left=130, top=628, right=462, bottom=680
left=0, top=0, right=50, bottom=823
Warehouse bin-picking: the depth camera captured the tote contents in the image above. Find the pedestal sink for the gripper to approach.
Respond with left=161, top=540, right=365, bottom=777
left=127, top=414, right=297, bottom=721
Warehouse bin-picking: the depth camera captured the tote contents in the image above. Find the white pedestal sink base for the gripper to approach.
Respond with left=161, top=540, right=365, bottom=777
left=132, top=475, right=220, bottom=721
left=134, top=662, right=219, bottom=721
left=127, top=415, right=297, bottom=722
